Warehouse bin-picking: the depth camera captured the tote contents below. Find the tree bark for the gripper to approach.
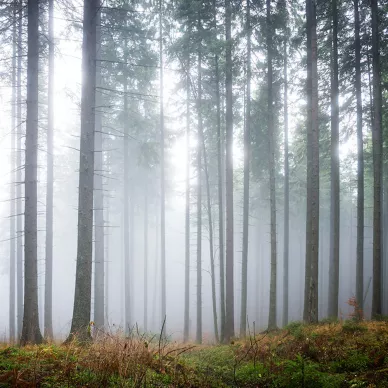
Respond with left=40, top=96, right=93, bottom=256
left=183, top=55, right=190, bottom=343
left=328, top=0, right=340, bottom=319
left=144, top=186, right=148, bottom=332
left=354, top=0, right=364, bottom=312
left=371, top=0, right=382, bottom=318
left=16, top=0, right=24, bottom=338
left=304, top=0, right=319, bottom=324
left=21, top=0, right=44, bottom=345
left=282, top=39, right=289, bottom=327
left=93, top=9, right=104, bottom=330
left=159, top=0, right=166, bottom=334
left=9, top=0, right=17, bottom=343
left=240, top=0, right=251, bottom=338
left=224, top=0, right=234, bottom=342
left=267, top=0, right=278, bottom=331
left=66, top=0, right=97, bottom=343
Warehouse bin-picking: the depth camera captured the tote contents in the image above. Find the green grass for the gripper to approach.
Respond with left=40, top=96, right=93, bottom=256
left=1, top=321, right=388, bottom=387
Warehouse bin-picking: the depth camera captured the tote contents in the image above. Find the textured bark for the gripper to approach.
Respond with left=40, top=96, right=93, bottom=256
left=9, top=0, right=17, bottom=343
left=267, top=0, right=278, bottom=331
left=16, top=0, right=23, bottom=338
left=159, top=0, right=166, bottom=333
left=123, top=42, right=131, bottom=333
left=144, top=188, right=148, bottom=332
left=282, top=40, right=289, bottom=327
left=93, top=9, right=104, bottom=330
left=304, top=0, right=319, bottom=324
left=240, top=0, right=251, bottom=338
left=67, top=0, right=97, bottom=342
left=183, top=56, right=190, bottom=343
left=196, top=41, right=203, bottom=345
left=224, top=0, right=234, bottom=342
left=213, top=0, right=225, bottom=343
left=44, top=0, right=54, bottom=340
left=21, top=0, right=43, bottom=345
left=371, top=0, right=382, bottom=318
left=328, top=0, right=340, bottom=319
left=354, top=0, right=364, bottom=312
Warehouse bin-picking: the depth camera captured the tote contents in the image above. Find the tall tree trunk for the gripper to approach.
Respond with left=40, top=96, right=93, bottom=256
left=66, top=0, right=97, bottom=343
left=267, top=0, right=278, bottom=331
left=224, top=0, right=234, bottom=343
left=354, top=0, right=364, bottom=312
left=240, top=0, right=251, bottom=338
left=328, top=0, right=340, bottom=319
left=105, top=186, right=110, bottom=323
left=9, top=0, right=17, bottom=343
left=93, top=9, right=104, bottom=330
left=16, top=0, right=23, bottom=338
left=44, top=0, right=54, bottom=340
left=144, top=186, right=148, bottom=332
left=371, top=0, right=382, bottom=318
left=159, top=0, right=166, bottom=334
left=283, top=39, right=289, bottom=327
left=21, top=0, right=43, bottom=345
left=183, top=56, right=190, bottom=343
left=123, top=42, right=131, bottom=333
left=213, top=0, right=226, bottom=343
left=304, top=0, right=319, bottom=324
left=196, top=39, right=203, bottom=344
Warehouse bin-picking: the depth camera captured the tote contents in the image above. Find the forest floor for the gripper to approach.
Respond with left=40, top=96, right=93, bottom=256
left=0, top=319, right=388, bottom=387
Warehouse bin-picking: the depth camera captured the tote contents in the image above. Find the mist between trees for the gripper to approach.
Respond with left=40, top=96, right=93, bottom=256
left=0, top=0, right=387, bottom=345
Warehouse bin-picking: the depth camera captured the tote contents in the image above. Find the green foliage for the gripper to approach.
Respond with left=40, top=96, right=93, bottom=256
left=332, top=351, right=370, bottom=373
left=286, top=321, right=305, bottom=339
left=342, top=320, right=368, bottom=333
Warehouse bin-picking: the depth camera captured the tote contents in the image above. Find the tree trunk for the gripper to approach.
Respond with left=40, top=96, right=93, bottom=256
left=354, top=0, right=364, bottom=312
left=93, top=9, right=104, bottom=330
left=43, top=0, right=54, bottom=340
left=328, top=0, right=340, bottom=319
left=304, top=0, right=319, bottom=324
left=159, top=0, right=166, bottom=334
left=213, top=0, right=225, bottom=343
left=9, top=0, right=17, bottom=343
left=21, top=0, right=43, bottom=345
left=267, top=0, right=278, bottom=331
left=123, top=40, right=131, bottom=334
left=371, top=0, right=382, bottom=318
left=16, top=0, right=23, bottom=338
left=224, top=0, right=234, bottom=343
left=183, top=56, right=190, bottom=343
left=196, top=40, right=203, bottom=344
left=66, top=0, right=97, bottom=343
left=240, top=0, right=251, bottom=338
left=283, top=39, right=289, bottom=327
left=105, top=187, right=110, bottom=323
left=143, top=187, right=148, bottom=332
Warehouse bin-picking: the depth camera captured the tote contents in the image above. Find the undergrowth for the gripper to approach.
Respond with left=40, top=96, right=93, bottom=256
left=0, top=321, right=387, bottom=387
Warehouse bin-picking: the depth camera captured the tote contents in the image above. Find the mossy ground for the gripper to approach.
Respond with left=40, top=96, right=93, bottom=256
left=0, top=320, right=387, bottom=387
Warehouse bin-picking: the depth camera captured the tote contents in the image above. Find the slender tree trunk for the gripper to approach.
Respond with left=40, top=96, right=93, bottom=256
left=240, top=0, right=251, bottom=338
left=144, top=186, right=148, bottom=332
left=267, top=0, right=278, bottom=331
left=328, top=0, right=340, bottom=319
left=354, top=0, right=364, bottom=312
left=21, top=0, right=43, bottom=345
left=105, top=187, right=110, bottom=323
left=283, top=39, right=290, bottom=327
left=66, top=0, right=97, bottom=343
left=9, top=0, right=17, bottom=343
left=93, top=9, right=104, bottom=330
left=16, top=0, right=23, bottom=338
left=196, top=38, right=203, bottom=344
left=212, top=0, right=226, bottom=342
left=304, top=0, right=319, bottom=324
left=159, top=0, right=166, bottom=333
left=44, top=0, right=54, bottom=340
left=183, top=55, right=190, bottom=343
left=224, top=0, right=234, bottom=342
left=123, top=41, right=131, bottom=333
left=371, top=0, right=382, bottom=318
